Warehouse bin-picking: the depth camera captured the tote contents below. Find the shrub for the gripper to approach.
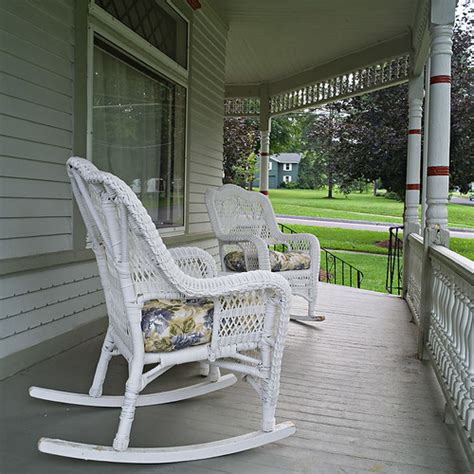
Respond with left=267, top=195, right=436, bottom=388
left=384, top=191, right=402, bottom=201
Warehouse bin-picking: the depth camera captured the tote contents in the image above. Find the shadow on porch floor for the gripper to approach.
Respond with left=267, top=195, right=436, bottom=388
left=0, top=283, right=470, bottom=473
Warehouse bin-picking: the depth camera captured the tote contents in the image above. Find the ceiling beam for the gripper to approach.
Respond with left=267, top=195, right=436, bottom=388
left=224, top=84, right=261, bottom=98
left=224, top=34, right=411, bottom=98
left=268, top=34, right=411, bottom=96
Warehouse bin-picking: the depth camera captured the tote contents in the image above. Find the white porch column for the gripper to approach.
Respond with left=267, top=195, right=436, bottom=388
left=418, top=0, right=455, bottom=358
left=403, top=73, right=423, bottom=296
left=404, top=74, right=424, bottom=233
left=421, top=57, right=431, bottom=231
left=259, top=125, right=271, bottom=195
left=259, top=85, right=271, bottom=195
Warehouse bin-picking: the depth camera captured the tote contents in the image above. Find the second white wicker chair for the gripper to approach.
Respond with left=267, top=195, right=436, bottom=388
left=29, top=158, right=295, bottom=463
left=206, top=184, right=322, bottom=322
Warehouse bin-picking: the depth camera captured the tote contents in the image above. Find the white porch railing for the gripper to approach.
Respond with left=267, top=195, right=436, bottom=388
left=406, top=233, right=424, bottom=324
left=405, top=235, right=474, bottom=461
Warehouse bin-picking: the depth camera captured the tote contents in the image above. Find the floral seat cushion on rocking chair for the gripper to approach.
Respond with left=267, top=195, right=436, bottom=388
left=224, top=250, right=311, bottom=273
left=141, top=298, right=214, bottom=352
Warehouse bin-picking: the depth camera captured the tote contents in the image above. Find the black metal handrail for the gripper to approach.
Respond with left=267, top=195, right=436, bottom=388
left=277, top=223, right=364, bottom=289
left=385, top=225, right=403, bottom=295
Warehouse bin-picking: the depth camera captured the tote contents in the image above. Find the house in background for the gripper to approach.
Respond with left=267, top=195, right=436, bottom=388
left=253, top=153, right=301, bottom=189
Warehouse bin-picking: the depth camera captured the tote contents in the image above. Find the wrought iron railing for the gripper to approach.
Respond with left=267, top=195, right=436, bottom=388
left=385, top=225, right=404, bottom=295
left=278, top=223, right=364, bottom=289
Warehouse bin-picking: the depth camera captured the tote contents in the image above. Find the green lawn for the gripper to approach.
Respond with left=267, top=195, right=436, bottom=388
left=290, top=224, right=474, bottom=260
left=269, top=188, right=474, bottom=229
left=324, top=251, right=388, bottom=294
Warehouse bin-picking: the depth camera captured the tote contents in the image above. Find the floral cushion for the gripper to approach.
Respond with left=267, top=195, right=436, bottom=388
left=141, top=299, right=214, bottom=353
left=224, top=250, right=311, bottom=273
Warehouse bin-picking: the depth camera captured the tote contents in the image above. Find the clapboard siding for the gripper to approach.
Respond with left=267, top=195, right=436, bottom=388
left=0, top=198, right=71, bottom=218
left=0, top=157, right=68, bottom=182
left=186, top=3, right=226, bottom=235
left=0, top=260, right=103, bottom=359
left=0, top=235, right=72, bottom=259
left=0, top=0, right=227, bottom=373
left=0, top=0, right=74, bottom=260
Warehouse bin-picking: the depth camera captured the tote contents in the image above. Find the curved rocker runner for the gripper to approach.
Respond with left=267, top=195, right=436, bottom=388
left=29, top=157, right=295, bottom=463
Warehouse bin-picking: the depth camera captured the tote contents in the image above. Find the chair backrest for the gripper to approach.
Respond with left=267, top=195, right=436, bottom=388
left=67, top=157, right=184, bottom=351
left=206, top=184, right=279, bottom=242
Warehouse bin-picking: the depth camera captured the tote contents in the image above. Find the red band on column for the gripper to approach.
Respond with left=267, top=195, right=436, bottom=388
left=408, top=129, right=422, bottom=135
left=260, top=190, right=269, bottom=195
left=430, top=75, right=451, bottom=84
left=406, top=184, right=421, bottom=190
left=428, top=166, right=449, bottom=176
left=186, top=0, right=201, bottom=10
left=260, top=152, right=270, bottom=156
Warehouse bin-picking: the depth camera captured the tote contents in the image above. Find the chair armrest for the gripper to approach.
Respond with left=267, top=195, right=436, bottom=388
left=218, top=234, right=271, bottom=271
left=169, top=246, right=218, bottom=279
left=274, top=232, right=321, bottom=268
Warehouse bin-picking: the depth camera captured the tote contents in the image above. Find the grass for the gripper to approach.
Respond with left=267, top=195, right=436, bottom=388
left=285, top=224, right=473, bottom=293
left=324, top=251, right=388, bottom=294
left=290, top=224, right=473, bottom=260
left=269, top=188, right=474, bottom=229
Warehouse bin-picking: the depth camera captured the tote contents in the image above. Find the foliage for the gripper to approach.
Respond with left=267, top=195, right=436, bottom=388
left=449, top=8, right=473, bottom=193
left=232, top=152, right=257, bottom=190
left=384, top=191, right=402, bottom=201
left=223, top=117, right=259, bottom=184
left=270, top=115, right=303, bottom=154
left=299, top=108, right=355, bottom=197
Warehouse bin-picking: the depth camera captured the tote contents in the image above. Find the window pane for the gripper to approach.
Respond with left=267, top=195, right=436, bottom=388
left=93, top=41, right=186, bottom=229
left=95, top=0, right=188, bottom=68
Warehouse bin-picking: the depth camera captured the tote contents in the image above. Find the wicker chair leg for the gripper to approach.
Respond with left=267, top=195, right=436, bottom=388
left=113, top=363, right=142, bottom=451
left=89, top=329, right=116, bottom=398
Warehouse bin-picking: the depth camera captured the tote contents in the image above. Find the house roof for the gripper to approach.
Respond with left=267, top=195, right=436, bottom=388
left=270, top=153, right=301, bottom=164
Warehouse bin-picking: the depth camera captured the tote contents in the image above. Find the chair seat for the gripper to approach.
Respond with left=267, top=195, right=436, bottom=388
left=141, top=299, right=214, bottom=352
left=224, top=250, right=311, bottom=273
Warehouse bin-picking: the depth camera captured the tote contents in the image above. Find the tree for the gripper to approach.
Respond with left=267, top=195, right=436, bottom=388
left=300, top=108, right=356, bottom=197
left=223, top=117, right=258, bottom=184
left=232, top=152, right=257, bottom=190
left=449, top=7, right=473, bottom=193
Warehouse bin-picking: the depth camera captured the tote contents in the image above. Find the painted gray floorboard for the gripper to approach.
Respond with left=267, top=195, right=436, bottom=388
left=0, top=283, right=470, bottom=473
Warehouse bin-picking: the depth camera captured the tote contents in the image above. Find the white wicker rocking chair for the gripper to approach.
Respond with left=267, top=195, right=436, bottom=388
left=206, top=184, right=322, bottom=322
left=29, top=157, right=295, bottom=463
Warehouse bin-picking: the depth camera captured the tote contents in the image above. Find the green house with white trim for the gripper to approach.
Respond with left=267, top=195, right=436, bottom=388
left=253, top=153, right=301, bottom=189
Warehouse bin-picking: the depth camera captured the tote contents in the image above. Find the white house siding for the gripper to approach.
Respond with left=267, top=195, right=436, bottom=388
left=187, top=4, right=227, bottom=236
left=0, top=1, right=227, bottom=371
left=0, top=261, right=105, bottom=359
left=0, top=0, right=75, bottom=259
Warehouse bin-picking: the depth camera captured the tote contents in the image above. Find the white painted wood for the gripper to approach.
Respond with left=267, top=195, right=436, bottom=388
left=0, top=0, right=74, bottom=260
left=210, top=0, right=416, bottom=88
left=186, top=3, right=226, bottom=235
left=37, top=422, right=296, bottom=464
left=427, top=244, right=473, bottom=465
left=29, top=374, right=237, bottom=407
left=419, top=0, right=456, bottom=357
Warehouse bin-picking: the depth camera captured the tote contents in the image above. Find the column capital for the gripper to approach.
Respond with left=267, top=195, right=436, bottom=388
left=431, top=0, right=456, bottom=25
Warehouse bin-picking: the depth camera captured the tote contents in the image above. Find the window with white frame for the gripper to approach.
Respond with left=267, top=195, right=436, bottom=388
left=90, top=0, right=188, bottom=232
left=268, top=161, right=272, bottom=171
left=283, top=163, right=292, bottom=171
left=283, top=175, right=292, bottom=183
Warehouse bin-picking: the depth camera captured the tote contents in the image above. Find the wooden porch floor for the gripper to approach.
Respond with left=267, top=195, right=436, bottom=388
left=0, top=283, right=470, bottom=473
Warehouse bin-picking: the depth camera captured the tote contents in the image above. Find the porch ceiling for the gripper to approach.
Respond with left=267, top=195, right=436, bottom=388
left=210, top=0, right=425, bottom=96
